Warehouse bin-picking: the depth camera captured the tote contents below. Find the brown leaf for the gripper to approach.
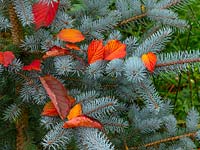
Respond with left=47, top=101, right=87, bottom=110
left=40, top=75, right=71, bottom=120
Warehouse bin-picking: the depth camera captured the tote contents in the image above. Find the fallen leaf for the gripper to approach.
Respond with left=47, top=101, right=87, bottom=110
left=66, top=43, right=80, bottom=50
left=57, top=29, right=85, bottom=43
left=104, top=40, right=126, bottom=60
left=42, top=101, right=59, bottom=116
left=87, top=40, right=104, bottom=64
left=42, top=46, right=70, bottom=59
left=141, top=52, right=157, bottom=73
left=22, top=59, right=41, bottom=71
left=0, top=51, right=15, bottom=67
left=40, top=75, right=71, bottom=120
left=63, top=115, right=103, bottom=129
left=32, top=0, right=60, bottom=29
left=67, top=103, right=82, bottom=120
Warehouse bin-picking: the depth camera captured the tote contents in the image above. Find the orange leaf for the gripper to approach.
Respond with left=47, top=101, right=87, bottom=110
left=66, top=43, right=80, bottom=50
left=67, top=103, right=82, bottom=120
left=22, top=59, right=41, bottom=71
left=104, top=40, right=126, bottom=60
left=87, top=40, right=104, bottom=64
left=57, top=29, right=85, bottom=43
left=0, top=51, right=15, bottom=67
left=63, top=115, right=103, bottom=129
left=42, top=46, right=70, bottom=59
left=141, top=52, right=157, bottom=73
left=42, top=101, right=59, bottom=116
left=40, top=75, right=72, bottom=120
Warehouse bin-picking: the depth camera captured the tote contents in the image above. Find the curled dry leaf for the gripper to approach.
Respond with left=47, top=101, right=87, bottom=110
left=104, top=40, right=126, bottom=61
left=63, top=115, right=103, bottom=130
left=22, top=59, right=41, bottom=71
left=57, top=28, right=85, bottom=43
left=40, top=75, right=72, bottom=120
left=141, top=52, right=157, bottom=73
left=42, top=46, right=70, bottom=59
left=0, top=51, right=15, bottom=67
left=87, top=40, right=104, bottom=64
left=67, top=103, right=82, bottom=120
left=32, top=0, right=60, bottom=29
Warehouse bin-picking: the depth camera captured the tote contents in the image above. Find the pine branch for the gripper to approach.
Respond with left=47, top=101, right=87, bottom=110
left=156, top=58, right=200, bottom=68
left=129, top=131, right=197, bottom=149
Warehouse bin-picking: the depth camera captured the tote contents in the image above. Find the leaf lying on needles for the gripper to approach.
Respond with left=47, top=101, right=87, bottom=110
left=42, top=46, right=70, bottom=59
left=63, top=115, right=103, bottom=130
left=22, top=59, right=41, bottom=71
left=0, top=51, right=15, bottom=67
left=87, top=40, right=104, bottom=64
left=32, top=0, right=60, bottom=29
left=104, top=40, right=126, bottom=61
left=57, top=28, right=85, bottom=43
left=141, top=52, right=157, bottom=73
left=40, top=75, right=71, bottom=120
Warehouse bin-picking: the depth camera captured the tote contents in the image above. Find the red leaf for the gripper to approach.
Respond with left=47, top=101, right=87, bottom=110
left=42, top=46, right=70, bottom=59
left=22, top=59, right=41, bottom=71
left=57, top=29, right=85, bottom=43
left=104, top=40, right=126, bottom=60
left=32, top=0, right=59, bottom=29
left=63, top=115, right=103, bottom=129
left=66, top=43, right=80, bottom=50
left=42, top=101, right=59, bottom=116
left=141, top=52, right=157, bottom=73
left=0, top=51, right=15, bottom=67
left=40, top=75, right=71, bottom=120
left=87, top=40, right=104, bottom=64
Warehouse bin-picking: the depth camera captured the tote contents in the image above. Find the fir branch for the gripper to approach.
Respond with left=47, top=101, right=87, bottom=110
left=129, top=131, right=197, bottom=149
left=84, top=102, right=114, bottom=115
left=156, top=58, right=200, bottom=68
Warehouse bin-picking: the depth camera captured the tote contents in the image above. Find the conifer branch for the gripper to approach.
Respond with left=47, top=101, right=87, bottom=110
left=118, top=13, right=147, bottom=26
left=129, top=131, right=197, bottom=149
left=85, top=103, right=114, bottom=115
left=139, top=82, right=159, bottom=109
left=8, top=3, right=24, bottom=46
left=156, top=58, right=200, bottom=68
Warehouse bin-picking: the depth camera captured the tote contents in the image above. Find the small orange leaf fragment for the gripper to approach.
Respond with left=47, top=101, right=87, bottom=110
left=22, top=59, right=41, bottom=71
left=42, top=46, right=70, bottom=59
left=63, top=115, right=103, bottom=129
left=66, top=43, right=80, bottom=50
left=42, top=101, right=59, bottom=116
left=57, top=29, right=85, bottom=43
left=104, top=40, right=126, bottom=60
left=141, top=52, right=157, bottom=73
left=87, top=40, right=104, bottom=64
left=67, top=103, right=82, bottom=120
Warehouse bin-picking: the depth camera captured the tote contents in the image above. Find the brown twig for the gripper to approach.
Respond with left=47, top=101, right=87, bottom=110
left=129, top=132, right=197, bottom=150
left=156, top=58, right=200, bottom=68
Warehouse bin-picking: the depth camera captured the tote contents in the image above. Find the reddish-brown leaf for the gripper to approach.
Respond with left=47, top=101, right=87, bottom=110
left=87, top=40, right=104, bottom=64
left=40, top=75, right=71, bottom=120
left=42, top=46, right=70, bottom=59
left=57, top=29, right=85, bottom=43
left=104, top=40, right=126, bottom=60
left=32, top=0, right=60, bottom=29
left=141, top=52, right=157, bottom=73
left=0, top=51, right=15, bottom=67
left=42, top=101, right=59, bottom=116
left=22, top=59, right=41, bottom=71
left=63, top=115, right=103, bottom=129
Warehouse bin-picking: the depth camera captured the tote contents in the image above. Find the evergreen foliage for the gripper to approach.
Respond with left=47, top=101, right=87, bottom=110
left=0, top=0, right=199, bottom=149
